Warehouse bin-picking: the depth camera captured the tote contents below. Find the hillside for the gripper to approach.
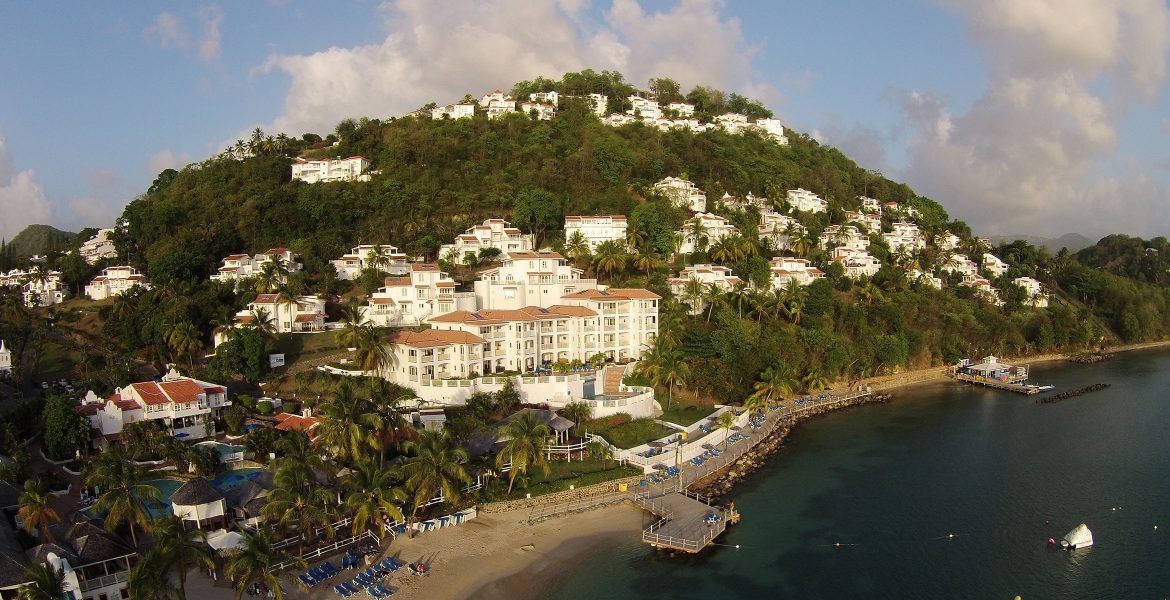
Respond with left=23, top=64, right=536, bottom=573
left=986, top=233, right=1093, bottom=254
left=5, top=224, right=77, bottom=257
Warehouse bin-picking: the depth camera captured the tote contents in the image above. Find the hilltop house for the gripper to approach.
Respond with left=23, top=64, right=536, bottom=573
left=652, top=177, right=707, bottom=212
left=332, top=244, right=409, bottom=280
left=584, top=93, right=608, bottom=115
left=74, top=370, right=230, bottom=444
left=230, top=294, right=326, bottom=336
left=831, top=247, right=883, bottom=279
left=936, top=232, right=961, bottom=251
left=19, top=519, right=138, bottom=600
left=820, top=225, right=869, bottom=253
left=627, top=95, right=661, bottom=120
left=0, top=269, right=67, bottom=307
left=859, top=196, right=882, bottom=214
left=529, top=91, right=559, bottom=106
left=770, top=257, right=825, bottom=290
left=290, top=156, right=371, bottom=183
left=1013, top=276, right=1049, bottom=307
left=519, top=101, right=556, bottom=120
left=431, top=103, right=475, bottom=120
left=473, top=251, right=598, bottom=310
left=480, top=90, right=517, bottom=119
left=84, top=266, right=149, bottom=301
left=440, top=219, right=534, bottom=265
left=940, top=254, right=980, bottom=279
left=669, top=265, right=742, bottom=315
left=564, top=215, right=627, bottom=250
left=845, top=210, right=882, bottom=233
left=751, top=118, right=789, bottom=144
left=77, top=228, right=117, bottom=264
left=759, top=213, right=804, bottom=251
left=786, top=188, right=827, bottom=213
left=961, top=277, right=1004, bottom=306
left=908, top=268, right=944, bottom=289
left=983, top=253, right=1010, bottom=277
left=666, top=102, right=695, bottom=117
left=677, top=213, right=739, bottom=255
left=883, top=222, right=926, bottom=253
left=211, top=248, right=302, bottom=284
left=366, top=263, right=476, bottom=326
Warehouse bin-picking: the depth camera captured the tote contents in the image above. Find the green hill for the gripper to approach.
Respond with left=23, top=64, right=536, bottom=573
left=6, top=224, right=77, bottom=258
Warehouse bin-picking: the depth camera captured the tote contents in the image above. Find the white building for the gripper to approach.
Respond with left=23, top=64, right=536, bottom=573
left=759, top=213, right=804, bottom=251
left=367, top=263, right=476, bottom=326
left=170, top=478, right=228, bottom=530
left=677, top=213, right=739, bottom=255
left=653, top=176, right=707, bottom=212
left=290, top=156, right=371, bottom=183
left=564, top=215, right=628, bottom=250
left=845, top=210, right=882, bottom=233
left=0, top=339, right=11, bottom=375
left=859, top=196, right=882, bottom=214
left=787, top=188, right=827, bottom=213
left=669, top=265, right=742, bottom=315
left=602, top=112, right=637, bottom=127
left=627, top=95, right=661, bottom=120
left=883, top=222, right=926, bottom=253
left=940, top=253, right=980, bottom=279
left=750, top=117, right=789, bottom=144
left=666, top=102, right=695, bottom=117
left=474, top=251, right=598, bottom=310
left=519, top=101, right=556, bottom=120
left=481, top=90, right=517, bottom=119
left=440, top=219, right=534, bottom=265
left=530, top=91, right=559, bottom=106
left=77, top=228, right=117, bottom=264
left=908, top=268, right=943, bottom=289
left=84, top=266, right=149, bottom=301
left=25, top=521, right=137, bottom=600
left=770, top=257, right=825, bottom=290
left=983, top=253, right=1010, bottom=277
left=74, top=370, right=230, bottom=442
left=1013, top=276, right=1050, bottom=307
left=332, top=244, right=409, bottom=280
left=431, top=103, right=475, bottom=120
left=820, top=225, right=869, bottom=253
left=936, top=232, right=961, bottom=251
left=715, top=112, right=749, bottom=133
left=962, top=277, right=1004, bottom=306
left=211, top=248, right=303, bottom=283
left=1, top=269, right=67, bottom=307
left=585, top=93, right=608, bottom=116
left=832, top=247, right=883, bottom=279
left=231, top=294, right=326, bottom=336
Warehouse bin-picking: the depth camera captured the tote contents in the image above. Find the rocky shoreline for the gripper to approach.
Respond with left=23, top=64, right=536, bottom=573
left=690, top=392, right=893, bottom=498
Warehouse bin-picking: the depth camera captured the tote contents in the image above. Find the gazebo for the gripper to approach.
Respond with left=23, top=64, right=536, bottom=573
left=171, top=478, right=227, bottom=530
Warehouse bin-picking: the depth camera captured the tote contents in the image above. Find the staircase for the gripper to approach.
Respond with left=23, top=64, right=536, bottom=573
left=601, top=365, right=626, bottom=395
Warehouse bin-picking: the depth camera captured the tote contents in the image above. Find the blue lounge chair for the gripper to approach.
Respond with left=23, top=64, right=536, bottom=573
left=342, top=582, right=360, bottom=595
left=381, top=558, right=401, bottom=572
left=333, top=584, right=350, bottom=597
left=367, top=585, right=386, bottom=599
left=299, top=573, right=317, bottom=587
left=375, top=583, right=395, bottom=597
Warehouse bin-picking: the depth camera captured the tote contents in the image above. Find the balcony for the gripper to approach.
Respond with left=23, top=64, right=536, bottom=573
left=78, top=570, right=129, bottom=593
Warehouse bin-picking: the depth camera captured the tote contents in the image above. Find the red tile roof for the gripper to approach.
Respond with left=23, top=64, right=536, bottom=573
left=130, top=382, right=170, bottom=406
left=158, top=379, right=207, bottom=404
left=386, top=329, right=486, bottom=348
left=275, top=413, right=319, bottom=433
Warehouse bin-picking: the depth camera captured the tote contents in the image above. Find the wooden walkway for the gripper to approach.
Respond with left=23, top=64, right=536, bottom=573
left=953, top=373, right=1046, bottom=395
left=632, top=491, right=735, bottom=553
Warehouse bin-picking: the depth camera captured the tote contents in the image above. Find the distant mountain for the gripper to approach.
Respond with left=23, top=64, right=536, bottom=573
left=987, top=233, right=1093, bottom=253
left=6, top=224, right=77, bottom=257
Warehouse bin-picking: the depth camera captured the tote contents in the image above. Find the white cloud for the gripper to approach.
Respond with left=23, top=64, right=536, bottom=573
left=147, top=150, right=193, bottom=175
left=896, top=0, right=1170, bottom=237
left=0, top=133, right=53, bottom=240
left=143, top=12, right=189, bottom=50
left=255, top=0, right=765, bottom=136
left=61, top=170, right=136, bottom=231
left=198, top=4, right=224, bottom=61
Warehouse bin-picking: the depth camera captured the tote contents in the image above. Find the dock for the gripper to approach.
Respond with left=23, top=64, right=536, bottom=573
left=952, top=372, right=1048, bottom=395
left=632, top=490, right=738, bottom=553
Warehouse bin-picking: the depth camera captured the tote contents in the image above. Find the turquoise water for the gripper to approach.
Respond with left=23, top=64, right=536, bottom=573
left=197, top=441, right=246, bottom=460
left=117, top=469, right=265, bottom=519
left=551, top=350, right=1170, bottom=599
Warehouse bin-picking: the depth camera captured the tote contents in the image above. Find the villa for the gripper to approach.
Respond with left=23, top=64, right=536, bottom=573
left=0, top=269, right=67, bottom=307
left=770, top=257, right=825, bottom=290
left=440, top=219, right=534, bottom=265
left=77, top=228, right=117, bottom=264
left=564, top=215, right=627, bottom=250
left=231, top=294, right=326, bottom=336
left=366, top=263, right=476, bottom=326
left=530, top=91, right=559, bottom=106
left=0, top=339, right=11, bottom=375
left=290, top=156, right=371, bottom=183
left=786, top=188, right=827, bottom=213
left=714, top=112, right=749, bottom=133
left=759, top=213, right=804, bottom=251
left=668, top=265, right=742, bottom=315
left=519, top=101, right=556, bottom=120
left=750, top=117, right=789, bottom=144
left=908, top=268, right=944, bottom=289
left=983, top=253, right=1010, bottom=277
left=473, top=251, right=598, bottom=310
left=84, top=266, right=149, bottom=301
left=1013, top=276, right=1049, bottom=307
left=332, top=244, right=409, bottom=280
left=677, top=213, right=739, bottom=255
left=584, top=93, right=608, bottom=115
left=666, top=102, right=694, bottom=117
left=961, top=277, right=1004, bottom=306
left=480, top=90, right=517, bottom=119
left=883, top=222, right=926, bottom=253
left=820, top=225, right=869, bottom=253
left=21, top=518, right=137, bottom=600
left=74, top=370, right=231, bottom=444
left=652, top=177, right=707, bottom=212
left=431, top=103, right=474, bottom=120
left=940, top=254, right=980, bottom=278
left=845, top=210, right=882, bottom=233
left=211, top=248, right=302, bottom=284
left=859, top=196, right=882, bottom=214
left=627, top=95, right=661, bottom=120
left=831, top=247, right=883, bottom=279
left=937, top=232, right=961, bottom=251
left=719, top=191, right=767, bottom=213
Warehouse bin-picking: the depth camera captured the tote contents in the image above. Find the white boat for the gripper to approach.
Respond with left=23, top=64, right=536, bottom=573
left=1061, top=523, right=1093, bottom=549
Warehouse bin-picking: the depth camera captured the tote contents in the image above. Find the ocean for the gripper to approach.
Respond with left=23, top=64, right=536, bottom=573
left=549, top=350, right=1170, bottom=599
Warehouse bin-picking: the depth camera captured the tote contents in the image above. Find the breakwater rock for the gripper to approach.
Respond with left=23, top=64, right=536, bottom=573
left=1036, top=383, right=1111, bottom=404
left=1067, top=352, right=1114, bottom=364
left=691, top=393, right=892, bottom=498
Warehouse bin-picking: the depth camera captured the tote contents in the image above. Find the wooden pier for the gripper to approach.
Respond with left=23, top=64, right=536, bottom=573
left=952, top=373, right=1045, bottom=395
left=632, top=490, right=738, bottom=553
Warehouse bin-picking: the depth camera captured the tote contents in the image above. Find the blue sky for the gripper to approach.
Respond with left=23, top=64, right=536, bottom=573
left=2, top=0, right=1168, bottom=240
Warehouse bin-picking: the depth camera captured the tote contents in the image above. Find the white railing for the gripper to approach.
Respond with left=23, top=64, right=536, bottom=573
left=272, top=529, right=378, bottom=572
left=272, top=517, right=354, bottom=551
left=78, top=570, right=128, bottom=593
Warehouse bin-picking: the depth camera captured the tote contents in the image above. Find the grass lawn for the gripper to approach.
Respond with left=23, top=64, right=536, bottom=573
left=504, top=458, right=641, bottom=499
left=585, top=415, right=675, bottom=449
left=658, top=399, right=713, bottom=427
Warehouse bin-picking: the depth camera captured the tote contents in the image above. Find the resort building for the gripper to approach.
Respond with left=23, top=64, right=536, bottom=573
left=1013, top=276, right=1050, bottom=307
left=820, top=225, right=869, bottom=253
left=750, top=117, right=789, bottom=144
left=786, top=188, right=827, bottom=213
left=233, top=294, right=326, bottom=335
left=585, top=93, right=608, bottom=115
left=627, top=95, right=661, bottom=120
left=530, top=91, right=559, bottom=106
left=714, top=112, right=749, bottom=133
left=652, top=177, right=707, bottom=213
left=719, top=191, right=768, bottom=213
left=859, top=196, right=882, bottom=214
left=769, top=258, right=824, bottom=290
left=845, top=210, right=882, bottom=234
left=366, top=264, right=476, bottom=326
left=440, top=219, right=534, bottom=265
left=332, top=244, right=409, bottom=280
left=519, top=101, right=556, bottom=120
left=677, top=213, right=739, bottom=255
left=275, top=411, right=320, bottom=439
left=983, top=253, right=1010, bottom=277
left=0, top=269, right=68, bottom=307
left=74, top=370, right=230, bottom=443
left=666, top=102, right=695, bottom=117
left=940, top=254, right=980, bottom=279
left=473, top=251, right=598, bottom=310
left=831, top=247, right=883, bottom=279
left=431, top=103, right=475, bottom=120
left=564, top=215, right=628, bottom=250
left=211, top=248, right=303, bottom=284
left=759, top=213, right=804, bottom=251
left=0, top=339, right=11, bottom=375
left=601, top=113, right=637, bottom=127
left=883, top=222, right=926, bottom=253
left=961, top=277, right=1004, bottom=306
left=290, top=156, right=372, bottom=183
left=84, top=266, right=149, bottom=301
left=908, top=268, right=943, bottom=289
left=480, top=91, right=517, bottom=119
left=170, top=478, right=228, bottom=530
left=77, top=228, right=117, bottom=264
left=23, top=519, right=137, bottom=600
left=668, top=265, right=742, bottom=315
left=936, top=232, right=961, bottom=251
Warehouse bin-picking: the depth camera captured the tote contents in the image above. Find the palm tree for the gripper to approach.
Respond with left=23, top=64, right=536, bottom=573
left=592, top=240, right=627, bottom=279
left=682, top=277, right=704, bottom=315
left=858, top=281, right=884, bottom=306
left=585, top=440, right=613, bottom=469
left=224, top=529, right=302, bottom=600
left=272, top=429, right=327, bottom=477
left=166, top=321, right=203, bottom=371
left=245, top=308, right=276, bottom=338
left=255, top=258, right=288, bottom=294
left=365, top=245, right=392, bottom=272
left=84, top=445, right=161, bottom=547
left=402, top=430, right=470, bottom=527
left=789, top=227, right=813, bottom=257
left=563, top=231, right=591, bottom=267
left=17, top=480, right=61, bottom=541
left=749, top=365, right=797, bottom=407
left=710, top=237, right=736, bottom=264
left=637, top=343, right=690, bottom=410
left=801, top=370, right=829, bottom=394
left=496, top=412, right=552, bottom=494
left=316, top=381, right=383, bottom=464
left=127, top=550, right=178, bottom=600
left=558, top=402, right=592, bottom=438
left=342, top=460, right=406, bottom=539
left=632, top=247, right=664, bottom=276
left=16, top=563, right=65, bottom=600
left=716, top=411, right=737, bottom=450
left=784, top=284, right=809, bottom=324
left=686, top=217, right=709, bottom=263
left=148, top=515, right=214, bottom=600
left=353, top=325, right=391, bottom=375
left=260, top=466, right=336, bottom=543
left=339, top=297, right=369, bottom=348
left=625, top=227, right=648, bottom=252
left=702, top=282, right=725, bottom=322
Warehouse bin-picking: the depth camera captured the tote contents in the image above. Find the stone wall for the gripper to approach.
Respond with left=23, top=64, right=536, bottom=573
left=478, top=475, right=646, bottom=513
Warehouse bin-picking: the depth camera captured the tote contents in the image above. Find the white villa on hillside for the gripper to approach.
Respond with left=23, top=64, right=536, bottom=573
left=440, top=219, right=534, bottom=265
left=627, top=95, right=661, bottom=120
left=719, top=191, right=768, bottom=213
left=832, top=247, right=882, bottom=279
left=883, top=222, right=926, bottom=253
left=431, top=103, right=475, bottom=120
left=770, top=257, right=824, bottom=290
left=759, top=213, right=803, bottom=251
left=787, top=188, right=827, bottom=213
left=74, top=370, right=230, bottom=443
left=480, top=90, right=517, bottom=119
left=1, top=269, right=67, bottom=306
left=84, top=266, right=149, bottom=300
left=520, top=101, right=556, bottom=120
left=78, top=228, right=117, bottom=264
left=908, top=268, right=943, bottom=289
left=332, top=244, right=409, bottom=280
left=530, top=91, right=559, bottom=106
left=820, top=225, right=869, bottom=253
left=666, top=102, right=695, bottom=117
left=669, top=265, right=742, bottom=315
left=366, top=264, right=476, bottom=326
left=653, top=176, right=707, bottom=212
left=1013, top=276, right=1049, bottom=307
left=0, top=339, right=11, bottom=375
left=936, top=232, right=961, bottom=251
left=212, top=248, right=302, bottom=283
left=677, top=213, right=739, bottom=255
left=228, top=294, right=326, bottom=338
left=845, top=210, right=882, bottom=233
left=473, top=251, right=598, bottom=310
left=564, top=215, right=627, bottom=250
left=860, top=196, right=882, bottom=214
left=983, top=253, right=1010, bottom=277
left=751, top=118, right=789, bottom=144
left=585, top=93, right=608, bottom=115
left=940, top=253, right=980, bottom=278
left=714, top=112, right=749, bottom=133
left=962, top=277, right=1004, bottom=306
left=291, top=156, right=371, bottom=183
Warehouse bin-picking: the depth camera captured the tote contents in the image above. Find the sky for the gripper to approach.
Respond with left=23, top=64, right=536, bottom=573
left=2, top=0, right=1169, bottom=241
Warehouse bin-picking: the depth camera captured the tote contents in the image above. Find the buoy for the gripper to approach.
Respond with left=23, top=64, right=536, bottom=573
left=948, top=533, right=954, bottom=539
left=834, top=542, right=841, bottom=548
left=1047, top=538, right=1055, bottom=545
left=735, top=545, right=741, bottom=549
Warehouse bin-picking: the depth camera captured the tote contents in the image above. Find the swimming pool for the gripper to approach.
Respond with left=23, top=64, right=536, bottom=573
left=211, top=468, right=264, bottom=491
left=143, top=478, right=184, bottom=518
left=196, top=441, right=247, bottom=462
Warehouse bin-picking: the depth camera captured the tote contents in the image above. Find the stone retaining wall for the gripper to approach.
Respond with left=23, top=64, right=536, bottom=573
left=478, top=475, right=646, bottom=513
